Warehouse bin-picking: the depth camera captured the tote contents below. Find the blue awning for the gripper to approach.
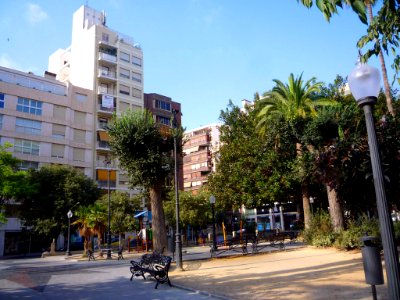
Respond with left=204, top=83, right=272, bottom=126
left=134, top=211, right=147, bottom=218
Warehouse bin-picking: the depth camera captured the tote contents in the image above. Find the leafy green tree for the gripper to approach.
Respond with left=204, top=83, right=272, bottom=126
left=107, top=109, right=175, bottom=252
left=208, top=101, right=297, bottom=211
left=255, top=73, right=334, bottom=229
left=97, top=191, right=140, bottom=246
left=164, top=188, right=213, bottom=232
left=18, top=165, right=100, bottom=243
left=0, top=143, right=31, bottom=223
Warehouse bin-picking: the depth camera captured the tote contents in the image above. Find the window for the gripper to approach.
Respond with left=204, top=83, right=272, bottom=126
left=132, top=87, right=142, bottom=99
left=119, top=101, right=129, bottom=112
left=156, top=115, right=171, bottom=126
left=74, top=129, right=86, bottom=143
left=73, top=148, right=85, bottom=162
left=14, top=139, right=40, bottom=155
left=52, top=124, right=66, bottom=139
left=51, top=144, right=64, bottom=158
left=18, top=160, right=39, bottom=170
left=119, top=84, right=130, bottom=96
left=132, top=72, right=142, bottom=83
left=0, top=93, right=4, bottom=109
left=155, top=99, right=171, bottom=111
left=132, top=56, right=142, bottom=67
left=120, top=51, right=130, bottom=62
left=74, top=111, right=86, bottom=124
left=102, top=33, right=109, bottom=43
left=120, top=68, right=130, bottom=79
left=53, top=105, right=66, bottom=120
left=75, top=93, right=88, bottom=103
left=15, top=118, right=41, bottom=135
left=0, top=114, right=3, bottom=129
left=17, top=97, right=42, bottom=115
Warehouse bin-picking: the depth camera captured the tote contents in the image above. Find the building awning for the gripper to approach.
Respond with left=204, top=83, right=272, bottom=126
left=98, top=131, right=110, bottom=142
left=134, top=211, right=147, bottom=218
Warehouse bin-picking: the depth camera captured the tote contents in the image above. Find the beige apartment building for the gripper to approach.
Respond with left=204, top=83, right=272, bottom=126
left=183, top=124, right=220, bottom=193
left=0, top=67, right=94, bottom=174
left=48, top=5, right=145, bottom=193
left=0, top=66, right=95, bottom=256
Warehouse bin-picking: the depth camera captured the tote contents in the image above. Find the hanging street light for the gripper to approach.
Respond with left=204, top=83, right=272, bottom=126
left=348, top=60, right=400, bottom=300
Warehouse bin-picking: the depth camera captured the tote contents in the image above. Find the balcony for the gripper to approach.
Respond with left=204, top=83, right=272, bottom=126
left=97, top=104, right=116, bottom=115
left=98, top=39, right=117, bottom=49
left=183, top=137, right=210, bottom=149
left=97, top=180, right=116, bottom=188
left=97, top=122, right=109, bottom=130
left=95, top=160, right=117, bottom=168
left=97, top=87, right=116, bottom=96
left=98, top=69, right=117, bottom=82
left=96, top=140, right=111, bottom=150
left=98, top=52, right=117, bottom=65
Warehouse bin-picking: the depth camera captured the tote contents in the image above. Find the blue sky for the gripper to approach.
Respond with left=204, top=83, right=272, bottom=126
left=0, top=1, right=397, bottom=131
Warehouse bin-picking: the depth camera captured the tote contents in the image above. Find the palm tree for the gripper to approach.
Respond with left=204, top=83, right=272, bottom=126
left=364, top=0, right=394, bottom=116
left=87, top=203, right=107, bottom=253
left=256, top=73, right=332, bottom=229
left=72, top=206, right=93, bottom=255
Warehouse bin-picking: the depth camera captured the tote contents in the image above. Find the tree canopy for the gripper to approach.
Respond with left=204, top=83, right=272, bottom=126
left=108, top=109, right=176, bottom=252
left=18, top=165, right=100, bottom=240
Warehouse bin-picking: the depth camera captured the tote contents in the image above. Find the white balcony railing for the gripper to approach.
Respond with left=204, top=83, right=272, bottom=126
left=97, top=87, right=116, bottom=95
left=98, top=69, right=116, bottom=80
left=98, top=52, right=117, bottom=63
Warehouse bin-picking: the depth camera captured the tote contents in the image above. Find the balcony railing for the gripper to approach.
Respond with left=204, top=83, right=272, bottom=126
left=97, top=104, right=116, bottom=113
left=98, top=69, right=116, bottom=81
left=96, top=160, right=117, bottom=168
left=97, top=122, right=109, bottom=130
left=97, top=87, right=116, bottom=95
left=96, top=141, right=110, bottom=149
left=97, top=180, right=116, bottom=188
left=98, top=52, right=117, bottom=64
left=0, top=69, right=66, bottom=96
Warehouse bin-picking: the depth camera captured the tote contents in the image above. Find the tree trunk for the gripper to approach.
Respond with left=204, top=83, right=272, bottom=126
left=326, top=184, right=344, bottom=231
left=366, top=2, right=394, bottom=116
left=149, top=181, right=167, bottom=252
left=297, top=142, right=312, bottom=229
left=302, top=185, right=311, bottom=230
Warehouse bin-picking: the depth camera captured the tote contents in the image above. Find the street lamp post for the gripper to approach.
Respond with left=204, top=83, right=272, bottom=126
left=106, top=159, right=112, bottom=259
left=349, top=60, right=400, bottom=299
left=209, top=195, right=217, bottom=251
left=66, top=210, right=73, bottom=256
left=172, top=109, right=182, bottom=269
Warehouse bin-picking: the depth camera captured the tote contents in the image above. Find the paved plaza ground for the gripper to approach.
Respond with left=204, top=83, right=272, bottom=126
left=171, top=246, right=388, bottom=299
left=0, top=243, right=390, bottom=299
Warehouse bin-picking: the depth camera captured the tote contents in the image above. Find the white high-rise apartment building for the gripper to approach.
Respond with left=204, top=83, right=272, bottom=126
left=49, top=5, right=144, bottom=192
left=0, top=5, right=145, bottom=256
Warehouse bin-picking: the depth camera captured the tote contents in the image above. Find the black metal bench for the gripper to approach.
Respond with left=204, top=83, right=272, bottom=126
left=251, top=232, right=286, bottom=253
left=130, top=252, right=172, bottom=289
left=210, top=236, right=248, bottom=258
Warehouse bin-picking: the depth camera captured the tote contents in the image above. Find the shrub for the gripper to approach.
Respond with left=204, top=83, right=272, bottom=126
left=393, top=221, right=400, bottom=245
left=303, top=209, right=337, bottom=247
left=336, top=215, right=379, bottom=250
left=303, top=211, right=379, bottom=250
